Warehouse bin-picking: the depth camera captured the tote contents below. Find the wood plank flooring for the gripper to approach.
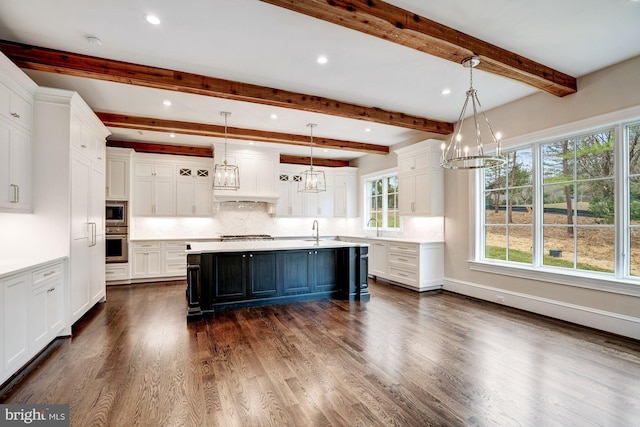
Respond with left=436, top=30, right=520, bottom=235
left=2, top=280, right=640, bottom=426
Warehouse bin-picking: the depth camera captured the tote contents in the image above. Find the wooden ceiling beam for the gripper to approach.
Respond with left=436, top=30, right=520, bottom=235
left=0, top=39, right=452, bottom=134
left=106, top=140, right=213, bottom=157
left=96, top=112, right=390, bottom=155
left=279, top=155, right=350, bottom=167
left=260, top=0, right=577, bottom=97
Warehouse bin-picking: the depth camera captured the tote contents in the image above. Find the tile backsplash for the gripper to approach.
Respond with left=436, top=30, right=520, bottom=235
left=132, top=202, right=444, bottom=241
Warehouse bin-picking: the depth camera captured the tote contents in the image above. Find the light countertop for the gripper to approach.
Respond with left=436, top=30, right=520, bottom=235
left=0, top=256, right=66, bottom=278
left=338, top=235, right=444, bottom=244
left=187, top=239, right=366, bottom=254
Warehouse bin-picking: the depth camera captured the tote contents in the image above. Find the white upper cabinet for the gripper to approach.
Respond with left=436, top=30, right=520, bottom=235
left=277, top=164, right=342, bottom=218
left=333, top=167, right=357, bottom=218
left=213, top=144, right=279, bottom=203
left=395, top=140, right=443, bottom=217
left=106, top=147, right=132, bottom=200
left=132, top=153, right=213, bottom=217
left=0, top=51, right=37, bottom=213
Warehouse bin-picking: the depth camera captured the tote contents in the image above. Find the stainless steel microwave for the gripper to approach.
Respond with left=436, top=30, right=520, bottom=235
left=105, top=201, right=127, bottom=226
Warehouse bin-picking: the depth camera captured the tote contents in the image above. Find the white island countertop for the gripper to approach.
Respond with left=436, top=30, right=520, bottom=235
left=187, top=239, right=367, bottom=254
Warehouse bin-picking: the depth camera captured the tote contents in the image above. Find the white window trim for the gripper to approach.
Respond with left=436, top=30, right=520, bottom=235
left=471, top=105, right=640, bottom=297
left=361, top=167, right=400, bottom=231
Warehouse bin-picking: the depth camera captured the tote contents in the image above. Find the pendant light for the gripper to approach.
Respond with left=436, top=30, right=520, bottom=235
left=298, top=123, right=326, bottom=193
left=440, top=56, right=506, bottom=170
left=213, top=111, right=240, bottom=190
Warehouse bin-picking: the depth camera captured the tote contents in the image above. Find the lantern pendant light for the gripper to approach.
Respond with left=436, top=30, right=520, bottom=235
left=298, top=123, right=326, bottom=193
left=213, top=111, right=240, bottom=190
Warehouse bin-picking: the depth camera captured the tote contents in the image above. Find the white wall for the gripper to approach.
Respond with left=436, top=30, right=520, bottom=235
left=443, top=55, right=640, bottom=338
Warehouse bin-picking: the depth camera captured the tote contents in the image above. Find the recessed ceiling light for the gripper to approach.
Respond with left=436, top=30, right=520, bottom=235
left=270, top=113, right=278, bottom=120
left=441, top=88, right=451, bottom=95
left=365, top=128, right=371, bottom=132
left=316, top=55, right=328, bottom=64
left=162, top=99, right=172, bottom=106
left=145, top=14, right=161, bottom=25
left=85, top=35, right=102, bottom=46
left=169, top=133, right=175, bottom=138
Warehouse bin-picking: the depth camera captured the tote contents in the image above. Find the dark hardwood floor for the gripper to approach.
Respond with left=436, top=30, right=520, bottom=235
left=2, top=279, right=640, bottom=426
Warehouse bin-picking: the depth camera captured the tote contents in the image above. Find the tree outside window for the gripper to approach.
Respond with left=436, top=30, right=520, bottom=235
left=365, top=174, right=400, bottom=230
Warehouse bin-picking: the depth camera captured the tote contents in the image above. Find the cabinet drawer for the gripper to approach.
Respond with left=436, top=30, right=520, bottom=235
left=165, top=249, right=187, bottom=261
left=132, top=241, right=161, bottom=250
left=388, top=243, right=418, bottom=255
left=165, top=262, right=187, bottom=275
left=164, top=241, right=186, bottom=250
left=389, top=266, right=418, bottom=286
left=389, top=253, right=418, bottom=269
left=32, top=263, right=63, bottom=286
left=106, top=263, right=130, bottom=281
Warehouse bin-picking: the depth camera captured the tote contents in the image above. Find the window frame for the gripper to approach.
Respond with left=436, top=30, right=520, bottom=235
left=470, top=105, right=640, bottom=298
left=362, top=168, right=401, bottom=232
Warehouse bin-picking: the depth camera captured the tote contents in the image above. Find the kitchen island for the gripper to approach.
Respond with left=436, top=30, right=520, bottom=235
left=186, top=240, right=369, bottom=321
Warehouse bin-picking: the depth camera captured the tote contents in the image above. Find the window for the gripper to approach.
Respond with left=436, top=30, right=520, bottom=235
left=484, top=147, right=533, bottom=264
left=364, top=173, right=400, bottom=230
left=478, top=115, right=640, bottom=290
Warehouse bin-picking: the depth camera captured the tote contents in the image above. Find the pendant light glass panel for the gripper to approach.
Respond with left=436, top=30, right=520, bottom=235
left=298, top=123, right=327, bottom=193
left=213, top=111, right=240, bottom=190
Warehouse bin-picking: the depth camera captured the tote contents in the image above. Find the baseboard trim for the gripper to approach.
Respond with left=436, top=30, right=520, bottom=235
left=443, top=278, right=640, bottom=340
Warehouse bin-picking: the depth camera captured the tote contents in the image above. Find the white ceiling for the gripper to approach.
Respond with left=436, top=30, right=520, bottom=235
left=0, top=0, right=639, bottom=160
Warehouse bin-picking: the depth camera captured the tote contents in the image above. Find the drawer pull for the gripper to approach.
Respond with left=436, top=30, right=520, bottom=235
left=10, top=112, right=20, bottom=118
left=398, top=272, right=408, bottom=277
left=397, top=257, right=408, bottom=262
left=47, top=287, right=55, bottom=292
left=81, top=144, right=87, bottom=148
left=43, top=270, right=57, bottom=277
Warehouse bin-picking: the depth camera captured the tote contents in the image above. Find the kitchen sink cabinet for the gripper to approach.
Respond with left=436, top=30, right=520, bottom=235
left=33, top=87, right=109, bottom=325
left=395, top=140, right=443, bottom=217
left=0, top=52, right=37, bottom=213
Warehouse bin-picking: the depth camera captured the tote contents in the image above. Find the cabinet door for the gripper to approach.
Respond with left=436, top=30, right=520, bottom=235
left=47, top=277, right=64, bottom=336
left=30, top=284, right=49, bottom=348
left=215, top=253, right=246, bottom=299
left=154, top=178, right=175, bottom=215
left=313, top=249, right=338, bottom=292
left=370, top=241, right=389, bottom=277
left=280, top=250, right=312, bottom=294
left=70, top=236, right=91, bottom=322
left=398, top=174, right=415, bottom=215
left=71, top=154, right=91, bottom=240
left=3, top=274, right=29, bottom=371
left=176, top=180, right=195, bottom=216
left=413, top=169, right=432, bottom=215
left=256, top=157, right=276, bottom=196
left=0, top=123, right=31, bottom=211
left=193, top=180, right=212, bottom=216
left=248, top=252, right=277, bottom=297
left=146, top=250, right=162, bottom=276
left=91, top=164, right=105, bottom=236
left=134, top=177, right=154, bottom=215
left=90, top=233, right=105, bottom=302
left=106, top=157, right=129, bottom=200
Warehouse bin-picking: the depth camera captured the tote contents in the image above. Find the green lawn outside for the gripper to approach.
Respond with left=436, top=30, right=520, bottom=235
left=486, top=246, right=613, bottom=273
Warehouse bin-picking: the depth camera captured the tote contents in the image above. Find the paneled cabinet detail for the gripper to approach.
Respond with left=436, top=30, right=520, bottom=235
left=33, top=87, right=109, bottom=325
left=131, top=241, right=162, bottom=279
left=1, top=259, right=67, bottom=386
left=176, top=166, right=213, bottom=216
left=133, top=161, right=175, bottom=216
left=106, top=147, right=131, bottom=200
left=0, top=51, right=37, bottom=213
left=277, top=165, right=347, bottom=218
left=130, top=240, right=189, bottom=281
left=395, top=140, right=443, bottom=216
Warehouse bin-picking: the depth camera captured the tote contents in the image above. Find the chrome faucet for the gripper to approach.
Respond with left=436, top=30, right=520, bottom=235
left=312, top=220, right=319, bottom=245
left=367, top=217, right=379, bottom=237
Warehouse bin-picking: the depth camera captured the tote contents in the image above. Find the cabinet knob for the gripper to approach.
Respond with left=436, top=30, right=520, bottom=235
left=10, top=112, right=20, bottom=118
left=243, top=254, right=246, bottom=258
left=249, top=254, right=253, bottom=258
left=308, top=251, right=312, bottom=255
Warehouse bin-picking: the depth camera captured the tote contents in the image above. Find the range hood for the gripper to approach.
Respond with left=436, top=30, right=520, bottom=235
left=213, top=193, right=279, bottom=204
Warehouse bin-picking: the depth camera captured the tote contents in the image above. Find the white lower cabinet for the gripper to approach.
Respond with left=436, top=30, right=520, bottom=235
left=131, top=242, right=162, bottom=279
left=1, top=259, right=66, bottom=385
left=105, top=263, right=130, bottom=282
left=369, top=241, right=389, bottom=278
left=130, top=240, right=189, bottom=281
left=3, top=273, right=29, bottom=374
